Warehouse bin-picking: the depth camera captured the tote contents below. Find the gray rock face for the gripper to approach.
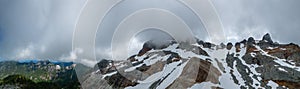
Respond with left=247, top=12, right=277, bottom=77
left=97, top=59, right=111, bottom=69
left=225, top=53, right=236, bottom=69
left=287, top=52, right=300, bottom=66
left=144, top=40, right=176, bottom=50
left=97, top=59, right=115, bottom=74
left=235, top=43, right=241, bottom=52
left=138, top=40, right=176, bottom=56
left=197, top=40, right=204, bottom=46
left=270, top=52, right=286, bottom=59
left=81, top=73, right=112, bottom=89
left=240, top=39, right=247, bottom=44
left=196, top=39, right=217, bottom=48
left=226, top=53, right=254, bottom=88
left=262, top=33, right=273, bottom=43
left=220, top=43, right=226, bottom=49
left=104, top=73, right=138, bottom=88
left=203, top=42, right=212, bottom=48
left=247, top=37, right=255, bottom=46
left=168, top=57, right=221, bottom=89
left=242, top=45, right=300, bottom=88
left=226, top=42, right=233, bottom=50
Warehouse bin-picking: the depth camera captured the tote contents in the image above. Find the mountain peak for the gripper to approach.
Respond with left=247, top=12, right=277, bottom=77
left=262, top=33, right=273, bottom=43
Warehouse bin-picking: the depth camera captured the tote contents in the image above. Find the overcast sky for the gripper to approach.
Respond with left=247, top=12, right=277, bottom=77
left=0, top=0, right=299, bottom=62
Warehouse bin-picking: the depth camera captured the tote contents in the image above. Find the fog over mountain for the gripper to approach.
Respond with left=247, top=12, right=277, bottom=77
left=0, top=0, right=299, bottom=63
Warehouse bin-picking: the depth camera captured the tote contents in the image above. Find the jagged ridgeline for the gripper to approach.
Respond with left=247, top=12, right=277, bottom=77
left=1, top=33, right=299, bottom=89
left=82, top=33, right=300, bottom=89
left=0, top=60, right=90, bottom=89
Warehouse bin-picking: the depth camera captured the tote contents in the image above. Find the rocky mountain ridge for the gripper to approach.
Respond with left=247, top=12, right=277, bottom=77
left=82, top=33, right=300, bottom=89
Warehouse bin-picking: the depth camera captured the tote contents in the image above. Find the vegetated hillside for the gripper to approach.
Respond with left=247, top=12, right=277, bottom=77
left=0, top=60, right=90, bottom=89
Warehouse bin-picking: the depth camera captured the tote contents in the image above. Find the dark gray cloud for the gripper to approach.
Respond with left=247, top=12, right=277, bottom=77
left=0, top=0, right=299, bottom=62
left=93, top=0, right=208, bottom=60
left=0, top=0, right=86, bottom=60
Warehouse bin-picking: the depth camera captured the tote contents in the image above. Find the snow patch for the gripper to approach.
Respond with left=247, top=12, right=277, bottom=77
left=250, top=52, right=256, bottom=57
left=267, top=80, right=279, bottom=89
left=101, top=71, right=117, bottom=79
left=188, top=82, right=219, bottom=89
left=278, top=67, right=288, bottom=72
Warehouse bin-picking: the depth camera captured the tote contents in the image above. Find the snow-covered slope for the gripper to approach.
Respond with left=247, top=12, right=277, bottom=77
left=81, top=33, right=300, bottom=89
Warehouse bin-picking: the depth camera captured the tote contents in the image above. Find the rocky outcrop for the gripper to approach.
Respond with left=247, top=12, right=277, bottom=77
left=167, top=57, right=221, bottom=89
left=196, top=39, right=217, bottom=49
left=226, top=42, right=233, bottom=50
left=138, top=40, right=176, bottom=56
left=137, top=41, right=154, bottom=56
left=104, top=72, right=138, bottom=88
left=287, top=52, right=300, bottom=66
left=219, top=43, right=226, bottom=50
left=235, top=43, right=241, bottom=52
left=247, top=37, right=255, bottom=46
left=177, top=42, right=209, bottom=56
left=262, top=33, right=273, bottom=43
left=241, top=34, right=300, bottom=88
left=97, top=59, right=115, bottom=74
left=226, top=54, right=254, bottom=88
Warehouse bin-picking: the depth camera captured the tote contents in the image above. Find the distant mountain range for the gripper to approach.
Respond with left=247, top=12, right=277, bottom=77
left=0, top=60, right=90, bottom=89
left=81, top=33, right=300, bottom=89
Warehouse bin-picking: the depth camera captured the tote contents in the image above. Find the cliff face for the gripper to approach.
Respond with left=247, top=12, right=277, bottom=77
left=82, top=33, right=300, bottom=89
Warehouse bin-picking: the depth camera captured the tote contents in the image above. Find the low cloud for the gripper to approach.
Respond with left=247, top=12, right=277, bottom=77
left=14, top=44, right=47, bottom=60
left=59, top=48, right=97, bottom=67
left=59, top=48, right=82, bottom=62
left=16, top=45, right=34, bottom=59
